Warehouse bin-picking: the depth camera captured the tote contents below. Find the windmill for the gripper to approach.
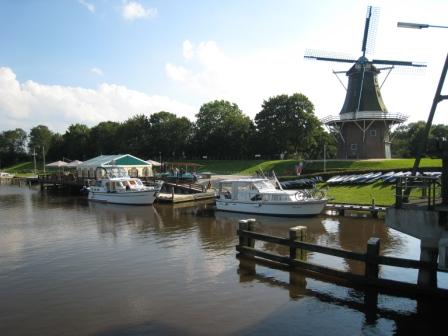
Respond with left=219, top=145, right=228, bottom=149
left=305, top=6, right=425, bottom=159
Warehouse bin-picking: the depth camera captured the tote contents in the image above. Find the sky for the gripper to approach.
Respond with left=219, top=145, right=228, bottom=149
left=0, top=0, right=447, bottom=133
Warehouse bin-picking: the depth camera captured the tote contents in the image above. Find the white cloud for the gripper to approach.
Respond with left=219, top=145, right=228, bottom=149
left=122, top=1, right=157, bottom=21
left=182, top=40, right=194, bottom=60
left=165, top=63, right=191, bottom=82
left=165, top=38, right=447, bottom=125
left=90, top=67, right=104, bottom=76
left=78, top=0, right=95, bottom=13
left=0, top=67, right=195, bottom=133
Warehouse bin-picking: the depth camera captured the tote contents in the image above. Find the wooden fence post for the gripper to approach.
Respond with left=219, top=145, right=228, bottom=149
left=238, top=219, right=256, bottom=249
left=365, top=237, right=380, bottom=279
left=289, top=226, right=307, bottom=261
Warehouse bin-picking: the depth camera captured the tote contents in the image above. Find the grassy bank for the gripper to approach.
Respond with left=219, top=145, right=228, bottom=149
left=190, top=158, right=441, bottom=176
left=324, top=183, right=395, bottom=206
left=4, top=158, right=442, bottom=177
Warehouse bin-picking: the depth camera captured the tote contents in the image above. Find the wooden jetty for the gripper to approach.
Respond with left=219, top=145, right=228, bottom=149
left=236, top=219, right=448, bottom=298
left=157, top=180, right=215, bottom=203
left=37, top=173, right=91, bottom=193
left=324, top=203, right=386, bottom=217
left=157, top=191, right=216, bottom=203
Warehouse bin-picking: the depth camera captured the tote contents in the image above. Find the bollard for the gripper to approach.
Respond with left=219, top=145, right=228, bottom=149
left=289, top=226, right=307, bottom=261
left=365, top=237, right=380, bottom=279
left=238, top=219, right=256, bottom=249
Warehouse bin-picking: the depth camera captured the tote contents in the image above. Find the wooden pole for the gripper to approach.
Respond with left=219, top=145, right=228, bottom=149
left=238, top=219, right=256, bottom=249
left=365, top=237, right=380, bottom=279
left=289, top=226, right=307, bottom=261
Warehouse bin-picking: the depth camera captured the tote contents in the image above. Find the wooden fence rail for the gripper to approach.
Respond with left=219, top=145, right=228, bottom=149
left=236, top=219, right=447, bottom=298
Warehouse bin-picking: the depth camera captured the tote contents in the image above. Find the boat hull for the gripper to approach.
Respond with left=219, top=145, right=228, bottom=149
left=215, top=199, right=326, bottom=217
left=88, top=190, right=157, bottom=205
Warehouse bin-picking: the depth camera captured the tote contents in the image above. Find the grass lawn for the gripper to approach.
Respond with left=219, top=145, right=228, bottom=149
left=189, top=158, right=441, bottom=176
left=324, top=182, right=396, bottom=206
left=3, top=162, right=37, bottom=176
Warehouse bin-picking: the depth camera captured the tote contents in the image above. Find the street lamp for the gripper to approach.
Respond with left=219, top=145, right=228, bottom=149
left=397, top=22, right=448, bottom=29
left=397, top=21, right=448, bottom=175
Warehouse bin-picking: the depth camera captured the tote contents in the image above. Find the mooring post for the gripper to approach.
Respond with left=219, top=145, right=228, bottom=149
left=364, top=289, right=379, bottom=325
left=238, top=258, right=256, bottom=281
left=289, top=226, right=307, bottom=261
left=238, top=219, right=256, bottom=249
left=417, top=239, right=438, bottom=288
left=396, top=178, right=403, bottom=208
left=365, top=237, right=380, bottom=280
left=289, top=271, right=307, bottom=299
left=371, top=197, right=378, bottom=218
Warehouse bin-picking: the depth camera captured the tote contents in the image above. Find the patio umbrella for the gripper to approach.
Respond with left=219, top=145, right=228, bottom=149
left=146, top=159, right=161, bottom=166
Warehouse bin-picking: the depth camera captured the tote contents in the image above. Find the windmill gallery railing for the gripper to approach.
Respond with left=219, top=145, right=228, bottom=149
left=236, top=219, right=448, bottom=297
left=321, top=111, right=408, bottom=124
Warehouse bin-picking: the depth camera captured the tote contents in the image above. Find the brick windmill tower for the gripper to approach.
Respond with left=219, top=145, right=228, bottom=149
left=305, top=6, right=425, bottom=159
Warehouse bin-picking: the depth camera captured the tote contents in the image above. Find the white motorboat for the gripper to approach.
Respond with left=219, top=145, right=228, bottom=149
left=88, top=167, right=160, bottom=205
left=215, top=178, right=327, bottom=217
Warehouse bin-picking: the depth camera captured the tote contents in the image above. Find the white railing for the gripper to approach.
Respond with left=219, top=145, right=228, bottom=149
left=321, top=111, right=408, bottom=124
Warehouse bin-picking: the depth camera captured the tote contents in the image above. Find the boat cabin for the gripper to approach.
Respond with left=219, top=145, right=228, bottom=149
left=218, top=178, right=294, bottom=202
left=89, top=166, right=147, bottom=193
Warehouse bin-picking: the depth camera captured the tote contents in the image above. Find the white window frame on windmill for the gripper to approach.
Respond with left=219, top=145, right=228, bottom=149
left=369, top=129, right=377, bottom=136
left=350, top=143, right=358, bottom=151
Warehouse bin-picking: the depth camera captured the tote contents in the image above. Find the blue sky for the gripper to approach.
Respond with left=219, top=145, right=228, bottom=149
left=0, top=0, right=447, bottom=132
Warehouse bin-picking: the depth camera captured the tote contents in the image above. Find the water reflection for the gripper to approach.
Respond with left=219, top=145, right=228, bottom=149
left=0, top=185, right=445, bottom=336
left=237, top=257, right=448, bottom=336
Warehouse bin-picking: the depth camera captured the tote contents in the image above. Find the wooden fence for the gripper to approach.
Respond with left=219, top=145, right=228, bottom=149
left=236, top=219, right=448, bottom=298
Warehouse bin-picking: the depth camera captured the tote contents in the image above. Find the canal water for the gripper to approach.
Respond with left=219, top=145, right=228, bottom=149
left=1, top=185, right=447, bottom=336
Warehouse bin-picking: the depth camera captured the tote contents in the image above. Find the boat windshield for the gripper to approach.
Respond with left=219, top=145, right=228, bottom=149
left=252, top=180, right=276, bottom=190
left=104, top=167, right=129, bottom=179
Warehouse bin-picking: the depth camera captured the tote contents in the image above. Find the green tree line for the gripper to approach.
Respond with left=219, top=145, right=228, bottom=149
left=1, top=93, right=446, bottom=168
left=1, top=94, right=336, bottom=167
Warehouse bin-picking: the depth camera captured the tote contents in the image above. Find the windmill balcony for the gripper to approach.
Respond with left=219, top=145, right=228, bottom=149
left=322, top=111, right=408, bottom=124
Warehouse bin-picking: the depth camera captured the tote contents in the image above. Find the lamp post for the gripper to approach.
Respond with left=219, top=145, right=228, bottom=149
left=397, top=22, right=448, bottom=175
left=42, top=146, right=46, bottom=174
left=323, top=144, right=327, bottom=173
left=33, top=148, right=37, bottom=175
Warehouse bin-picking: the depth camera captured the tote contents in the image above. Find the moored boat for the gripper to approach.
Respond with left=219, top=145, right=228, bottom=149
left=215, top=178, right=327, bottom=217
left=88, top=167, right=160, bottom=205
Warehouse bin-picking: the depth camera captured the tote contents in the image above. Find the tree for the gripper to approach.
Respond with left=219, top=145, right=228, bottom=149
left=117, top=114, right=151, bottom=158
left=392, top=121, right=448, bottom=158
left=193, top=100, right=253, bottom=159
left=149, top=111, right=192, bottom=160
left=0, top=128, right=28, bottom=167
left=46, top=133, right=64, bottom=162
left=28, top=125, right=53, bottom=156
left=254, top=93, right=321, bottom=158
left=62, top=124, right=91, bottom=160
left=89, top=121, right=121, bottom=155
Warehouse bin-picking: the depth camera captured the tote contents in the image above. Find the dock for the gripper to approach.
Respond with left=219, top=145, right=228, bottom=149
left=157, top=191, right=216, bottom=203
left=156, top=180, right=216, bottom=203
left=325, top=203, right=386, bottom=217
